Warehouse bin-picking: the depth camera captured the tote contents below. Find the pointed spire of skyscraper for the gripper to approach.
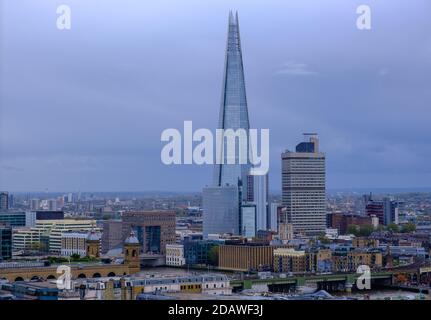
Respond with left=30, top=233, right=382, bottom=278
left=213, top=11, right=251, bottom=191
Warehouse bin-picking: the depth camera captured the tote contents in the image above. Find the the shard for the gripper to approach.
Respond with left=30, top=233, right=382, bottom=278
left=213, top=11, right=251, bottom=193
left=203, top=11, right=254, bottom=238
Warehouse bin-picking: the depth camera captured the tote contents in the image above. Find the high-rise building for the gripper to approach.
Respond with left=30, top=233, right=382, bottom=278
left=30, top=199, right=40, bottom=210
left=8, top=194, right=14, bottom=209
left=281, top=134, right=326, bottom=236
left=47, top=199, right=57, bottom=211
left=269, top=203, right=281, bottom=232
left=0, top=192, right=9, bottom=211
left=240, top=204, right=256, bottom=238
left=0, top=224, right=12, bottom=261
left=203, top=185, right=240, bottom=237
left=213, top=11, right=251, bottom=190
left=203, top=12, right=268, bottom=238
left=247, top=174, right=268, bottom=232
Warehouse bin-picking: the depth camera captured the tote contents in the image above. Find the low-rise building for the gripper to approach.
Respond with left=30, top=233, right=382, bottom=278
left=61, top=232, right=88, bottom=257
left=121, top=274, right=231, bottom=300
left=13, top=219, right=97, bottom=254
left=218, top=244, right=283, bottom=272
left=306, top=248, right=332, bottom=273
left=165, top=244, right=186, bottom=267
left=273, top=248, right=306, bottom=273
left=332, top=250, right=382, bottom=272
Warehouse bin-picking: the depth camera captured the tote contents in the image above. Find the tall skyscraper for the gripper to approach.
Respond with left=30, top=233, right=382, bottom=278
left=213, top=11, right=251, bottom=193
left=203, top=12, right=267, bottom=238
left=281, top=134, right=326, bottom=236
left=247, top=174, right=268, bottom=232
left=0, top=192, right=9, bottom=211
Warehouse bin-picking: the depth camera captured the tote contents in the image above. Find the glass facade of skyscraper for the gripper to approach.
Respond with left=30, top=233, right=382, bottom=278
left=213, top=11, right=251, bottom=191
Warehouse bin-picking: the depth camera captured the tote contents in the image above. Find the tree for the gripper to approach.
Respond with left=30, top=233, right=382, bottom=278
left=71, top=253, right=81, bottom=261
left=358, top=224, right=374, bottom=237
left=401, top=223, right=416, bottom=233
left=208, top=246, right=219, bottom=266
left=347, top=224, right=360, bottom=236
left=387, top=223, right=399, bottom=233
left=376, top=225, right=385, bottom=232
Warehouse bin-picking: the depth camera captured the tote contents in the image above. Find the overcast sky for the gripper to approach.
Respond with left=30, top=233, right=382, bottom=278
left=1, top=0, right=431, bottom=192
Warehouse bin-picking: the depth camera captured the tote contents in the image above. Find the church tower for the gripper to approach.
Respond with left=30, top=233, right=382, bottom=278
left=124, top=230, right=140, bottom=274
left=86, top=229, right=101, bottom=258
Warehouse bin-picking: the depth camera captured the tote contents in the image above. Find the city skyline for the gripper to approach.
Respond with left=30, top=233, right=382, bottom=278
left=1, top=0, right=431, bottom=192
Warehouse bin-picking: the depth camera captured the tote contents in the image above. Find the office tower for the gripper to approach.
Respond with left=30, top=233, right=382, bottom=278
left=203, top=12, right=268, bottom=237
left=0, top=192, right=9, bottom=210
left=269, top=203, right=281, bottom=232
left=365, top=195, right=399, bottom=226
left=0, top=224, right=12, bottom=261
left=121, top=211, right=176, bottom=255
left=203, top=185, right=240, bottom=237
left=101, top=220, right=123, bottom=254
left=281, top=134, right=326, bottom=236
left=8, top=194, right=14, bottom=209
left=30, top=198, right=40, bottom=210
left=240, top=204, right=256, bottom=238
left=57, top=196, right=64, bottom=209
left=47, top=199, right=57, bottom=211
left=246, top=174, right=268, bottom=231
left=67, top=193, right=73, bottom=203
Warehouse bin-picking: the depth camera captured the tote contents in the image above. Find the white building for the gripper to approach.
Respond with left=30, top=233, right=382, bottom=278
left=165, top=244, right=186, bottom=267
left=201, top=274, right=231, bottom=295
left=13, top=219, right=97, bottom=253
left=325, top=228, right=338, bottom=239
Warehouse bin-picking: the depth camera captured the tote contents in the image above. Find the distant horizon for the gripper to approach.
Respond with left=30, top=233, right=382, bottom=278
left=5, top=186, right=431, bottom=195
